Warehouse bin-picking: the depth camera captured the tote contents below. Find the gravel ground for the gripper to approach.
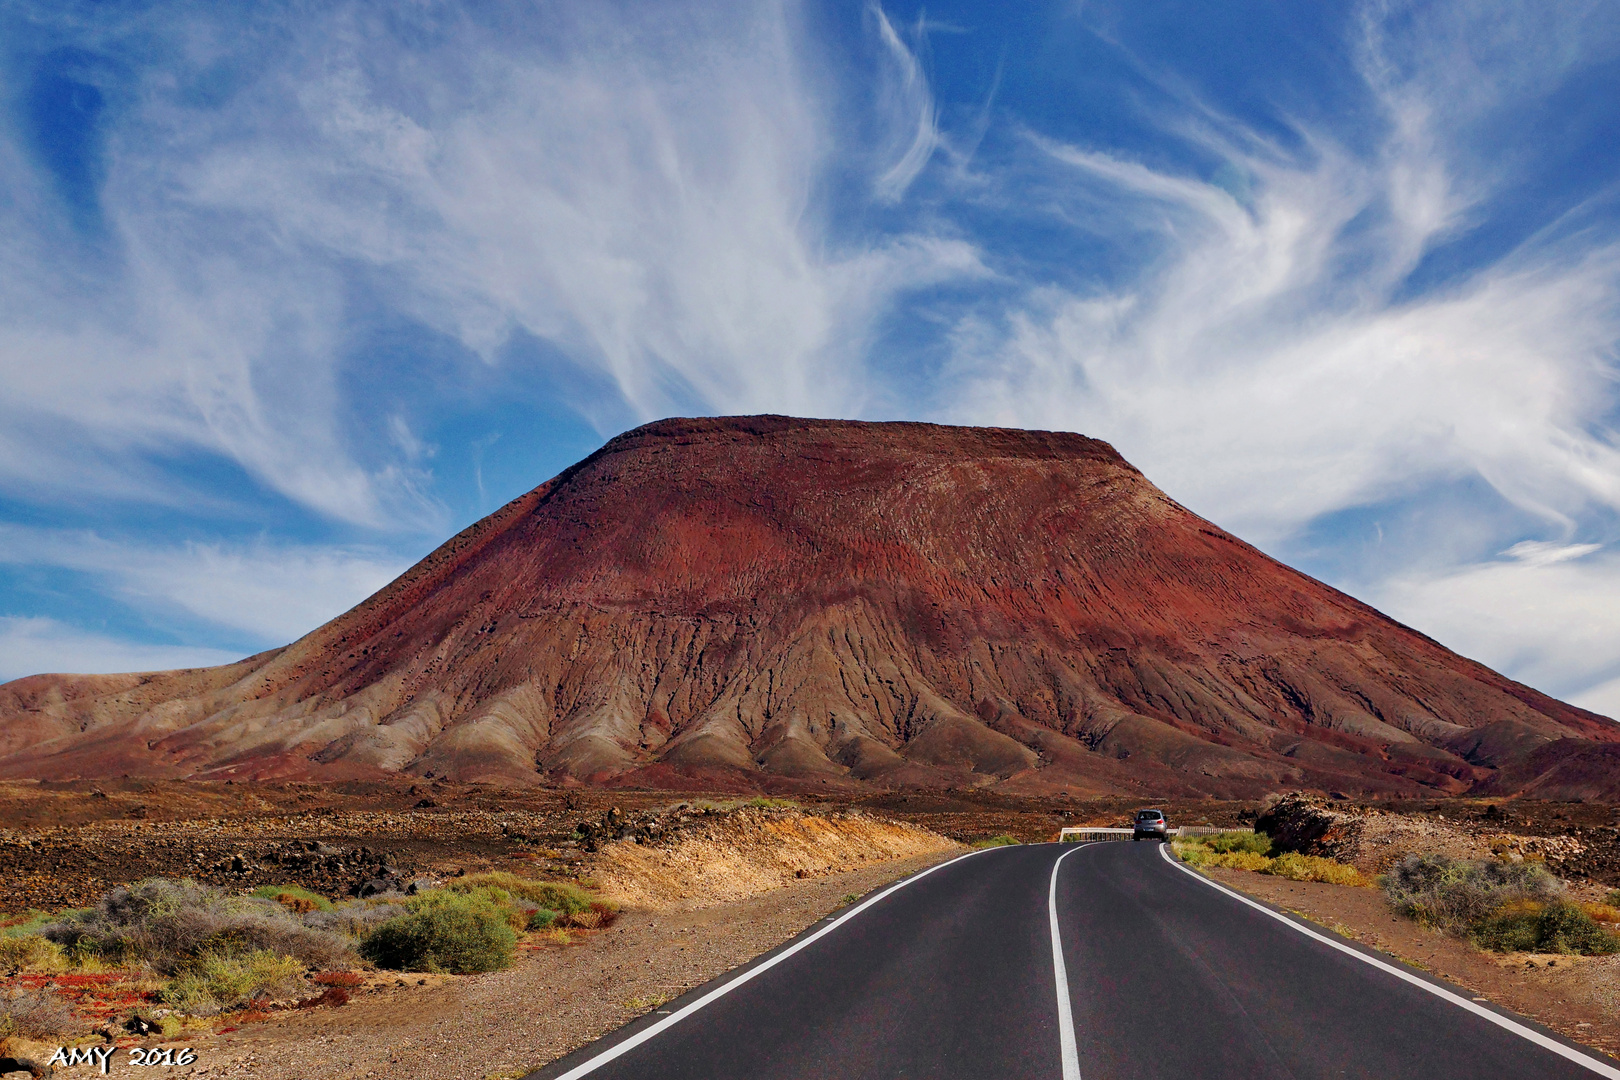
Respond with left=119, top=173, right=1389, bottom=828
left=143, top=852, right=955, bottom=1080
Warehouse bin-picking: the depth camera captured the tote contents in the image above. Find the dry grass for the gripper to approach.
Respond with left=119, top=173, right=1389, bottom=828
left=162, top=950, right=307, bottom=1015
left=594, top=809, right=957, bottom=911
left=1581, top=902, right=1620, bottom=924
left=1263, top=853, right=1371, bottom=887
left=1174, top=835, right=1369, bottom=886
left=0, top=933, right=66, bottom=972
left=622, top=991, right=673, bottom=1010
left=0, top=986, right=85, bottom=1041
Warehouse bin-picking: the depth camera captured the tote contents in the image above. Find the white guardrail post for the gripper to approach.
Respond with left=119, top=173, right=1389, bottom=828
left=1057, top=825, right=1254, bottom=842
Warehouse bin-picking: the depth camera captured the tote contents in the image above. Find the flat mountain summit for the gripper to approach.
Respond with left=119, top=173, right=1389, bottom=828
left=3, top=416, right=1615, bottom=798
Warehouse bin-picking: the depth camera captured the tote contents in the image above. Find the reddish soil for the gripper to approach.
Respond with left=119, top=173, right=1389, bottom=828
left=2, top=416, right=1615, bottom=799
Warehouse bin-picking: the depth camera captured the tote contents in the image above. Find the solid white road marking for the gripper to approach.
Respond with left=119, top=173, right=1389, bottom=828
left=1048, top=844, right=1087, bottom=1080
left=544, top=845, right=1006, bottom=1080
left=1157, top=843, right=1620, bottom=1079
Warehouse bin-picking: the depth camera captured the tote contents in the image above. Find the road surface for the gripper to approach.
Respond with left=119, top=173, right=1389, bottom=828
left=529, top=841, right=1619, bottom=1080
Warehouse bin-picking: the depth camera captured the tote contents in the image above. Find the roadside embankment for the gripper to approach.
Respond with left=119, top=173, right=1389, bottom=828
left=2, top=802, right=962, bottom=1079
left=589, top=805, right=961, bottom=910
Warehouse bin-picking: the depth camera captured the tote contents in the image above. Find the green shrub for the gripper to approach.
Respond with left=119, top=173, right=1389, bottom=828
left=162, top=949, right=306, bottom=1014
left=449, top=873, right=613, bottom=929
left=249, top=885, right=333, bottom=913
left=42, top=878, right=351, bottom=973
left=971, top=835, right=1019, bottom=849
left=1202, top=832, right=1275, bottom=856
left=1260, top=852, right=1369, bottom=887
left=1174, top=835, right=1365, bottom=884
left=359, top=891, right=517, bottom=973
left=743, top=797, right=799, bottom=810
left=1381, top=854, right=1561, bottom=932
left=525, top=908, right=558, bottom=931
left=0, top=933, right=65, bottom=972
left=1472, top=901, right=1620, bottom=955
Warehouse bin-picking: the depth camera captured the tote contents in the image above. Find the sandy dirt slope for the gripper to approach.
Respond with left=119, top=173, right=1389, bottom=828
left=592, top=807, right=959, bottom=910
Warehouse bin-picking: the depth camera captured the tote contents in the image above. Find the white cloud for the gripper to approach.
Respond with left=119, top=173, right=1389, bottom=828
left=0, top=528, right=407, bottom=644
left=871, top=6, right=941, bottom=202
left=1502, top=540, right=1604, bottom=568
left=1573, top=674, right=1620, bottom=721
left=942, top=0, right=1620, bottom=709
left=1371, top=545, right=1620, bottom=720
left=941, top=6, right=1620, bottom=536
left=0, top=0, right=976, bottom=527
left=0, top=616, right=244, bottom=682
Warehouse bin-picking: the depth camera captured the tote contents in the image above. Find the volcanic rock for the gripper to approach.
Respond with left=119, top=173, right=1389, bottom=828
left=1, top=416, right=1615, bottom=797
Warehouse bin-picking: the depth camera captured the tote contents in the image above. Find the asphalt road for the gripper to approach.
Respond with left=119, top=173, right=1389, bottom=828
left=531, top=841, right=1619, bottom=1080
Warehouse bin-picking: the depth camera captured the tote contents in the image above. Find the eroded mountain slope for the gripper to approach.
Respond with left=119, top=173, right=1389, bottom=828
left=2, top=416, right=1612, bottom=797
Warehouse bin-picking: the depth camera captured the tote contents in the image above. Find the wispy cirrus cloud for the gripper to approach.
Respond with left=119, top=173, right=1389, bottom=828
left=0, top=527, right=407, bottom=646
left=0, top=0, right=972, bottom=530
left=941, top=0, right=1620, bottom=711
left=1, top=0, right=1618, bottom=721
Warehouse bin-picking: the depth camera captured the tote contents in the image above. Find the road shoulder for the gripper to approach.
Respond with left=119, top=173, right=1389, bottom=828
left=1202, top=865, right=1620, bottom=1064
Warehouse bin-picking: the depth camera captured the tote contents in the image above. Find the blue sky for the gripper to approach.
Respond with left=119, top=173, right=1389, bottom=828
left=2, top=0, right=1619, bottom=717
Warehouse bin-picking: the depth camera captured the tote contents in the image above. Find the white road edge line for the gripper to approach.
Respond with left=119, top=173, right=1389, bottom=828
left=546, top=845, right=1005, bottom=1080
left=1048, top=845, right=1087, bottom=1080
left=1157, top=843, right=1620, bottom=1079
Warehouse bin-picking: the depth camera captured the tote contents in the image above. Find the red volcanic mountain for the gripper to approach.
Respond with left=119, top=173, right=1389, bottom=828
left=2, top=416, right=1615, bottom=798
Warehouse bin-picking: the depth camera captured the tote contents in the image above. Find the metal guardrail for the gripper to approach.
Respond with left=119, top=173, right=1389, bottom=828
left=1059, top=827, right=1132, bottom=842
left=1057, top=825, right=1255, bottom=842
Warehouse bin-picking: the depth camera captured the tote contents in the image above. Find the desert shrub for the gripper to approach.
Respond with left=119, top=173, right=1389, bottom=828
left=302, top=900, right=407, bottom=938
left=1261, top=852, right=1369, bottom=887
left=358, top=891, right=516, bottom=974
left=42, top=878, right=351, bottom=973
left=1606, top=889, right=1620, bottom=907
left=1381, top=854, right=1562, bottom=932
left=525, top=908, right=558, bottom=931
left=1472, top=901, right=1620, bottom=955
left=456, top=885, right=527, bottom=930
left=0, top=986, right=84, bottom=1040
left=1580, top=901, right=1620, bottom=924
left=0, top=933, right=65, bottom=972
left=1173, top=839, right=1272, bottom=872
left=449, top=873, right=613, bottom=929
left=250, top=885, right=333, bottom=913
left=971, top=835, right=1019, bottom=849
left=1211, top=850, right=1276, bottom=872
left=452, top=874, right=595, bottom=917
left=743, top=797, right=799, bottom=810
left=1174, top=836, right=1365, bottom=883
left=162, top=949, right=306, bottom=1015
left=1202, top=832, right=1276, bottom=856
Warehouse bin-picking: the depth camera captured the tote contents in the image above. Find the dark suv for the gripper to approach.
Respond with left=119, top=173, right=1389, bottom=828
left=1132, top=809, right=1169, bottom=841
